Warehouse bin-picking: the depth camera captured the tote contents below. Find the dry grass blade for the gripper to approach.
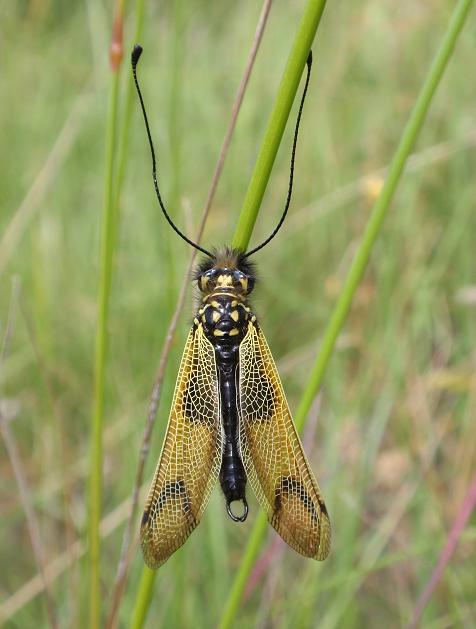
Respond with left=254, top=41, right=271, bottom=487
left=288, top=127, right=476, bottom=234
left=18, top=299, right=80, bottom=620
left=1, top=540, right=83, bottom=624
left=0, top=88, right=91, bottom=276
left=319, top=414, right=453, bottom=628
left=0, top=420, right=59, bottom=629
left=0, top=278, right=58, bottom=629
left=0, top=484, right=147, bottom=623
left=106, top=1, right=274, bottom=624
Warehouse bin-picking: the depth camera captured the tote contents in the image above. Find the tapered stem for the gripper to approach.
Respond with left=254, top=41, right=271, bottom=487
left=88, top=3, right=124, bottom=627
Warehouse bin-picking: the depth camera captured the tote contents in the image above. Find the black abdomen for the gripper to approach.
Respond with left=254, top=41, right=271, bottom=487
left=199, top=292, right=249, bottom=522
left=218, top=363, right=248, bottom=522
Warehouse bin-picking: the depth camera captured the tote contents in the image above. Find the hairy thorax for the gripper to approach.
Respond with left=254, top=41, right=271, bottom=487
left=193, top=247, right=257, bottom=353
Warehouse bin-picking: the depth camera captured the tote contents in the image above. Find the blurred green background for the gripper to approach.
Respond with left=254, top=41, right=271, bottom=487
left=1, top=1, right=475, bottom=627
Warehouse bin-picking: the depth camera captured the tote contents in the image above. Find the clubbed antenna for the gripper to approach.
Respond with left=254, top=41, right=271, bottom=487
left=131, top=45, right=213, bottom=257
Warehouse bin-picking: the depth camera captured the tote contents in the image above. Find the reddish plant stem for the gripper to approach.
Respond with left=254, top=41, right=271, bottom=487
left=408, top=468, right=476, bottom=629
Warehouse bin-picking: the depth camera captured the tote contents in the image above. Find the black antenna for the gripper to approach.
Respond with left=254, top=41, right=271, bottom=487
left=131, top=45, right=213, bottom=257
left=244, top=51, right=313, bottom=258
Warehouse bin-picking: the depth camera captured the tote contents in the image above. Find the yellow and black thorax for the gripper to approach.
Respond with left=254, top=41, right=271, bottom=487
left=194, top=247, right=256, bottom=346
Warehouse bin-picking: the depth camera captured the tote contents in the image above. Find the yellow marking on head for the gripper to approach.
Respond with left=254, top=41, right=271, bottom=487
left=212, top=311, right=221, bottom=323
left=211, top=301, right=221, bottom=309
left=229, top=328, right=239, bottom=336
left=239, top=277, right=248, bottom=292
left=217, top=274, right=233, bottom=287
left=213, top=329, right=226, bottom=337
left=230, top=310, right=239, bottom=322
left=231, top=300, right=238, bottom=307
left=200, top=276, right=209, bottom=292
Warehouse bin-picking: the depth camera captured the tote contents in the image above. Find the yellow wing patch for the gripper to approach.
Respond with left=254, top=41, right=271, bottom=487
left=141, top=324, right=222, bottom=569
left=239, top=322, right=331, bottom=560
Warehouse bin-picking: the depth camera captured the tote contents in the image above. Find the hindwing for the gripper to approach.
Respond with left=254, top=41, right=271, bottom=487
left=140, top=323, right=222, bottom=569
left=238, top=321, right=331, bottom=560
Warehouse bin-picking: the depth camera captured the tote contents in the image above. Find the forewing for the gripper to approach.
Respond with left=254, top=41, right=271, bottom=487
left=239, top=321, right=331, bottom=560
left=141, top=324, right=222, bottom=569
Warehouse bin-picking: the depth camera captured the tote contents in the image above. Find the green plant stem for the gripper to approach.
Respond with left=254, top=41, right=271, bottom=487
left=232, top=0, right=327, bottom=251
left=218, top=515, right=268, bottom=629
left=219, top=1, right=473, bottom=626
left=102, top=1, right=148, bottom=627
left=295, top=0, right=473, bottom=432
left=130, top=568, right=156, bottom=629
left=89, top=47, right=122, bottom=629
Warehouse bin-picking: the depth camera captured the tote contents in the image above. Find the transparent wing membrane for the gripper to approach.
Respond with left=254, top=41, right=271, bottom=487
left=140, top=324, right=222, bottom=569
left=239, top=322, right=331, bottom=560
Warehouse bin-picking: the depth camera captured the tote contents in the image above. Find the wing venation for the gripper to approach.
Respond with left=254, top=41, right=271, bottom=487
left=140, top=324, right=222, bottom=569
left=239, top=321, right=331, bottom=560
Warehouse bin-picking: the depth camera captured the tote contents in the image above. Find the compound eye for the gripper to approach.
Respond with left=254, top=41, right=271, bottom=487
left=233, top=270, right=250, bottom=293
left=199, top=269, right=217, bottom=292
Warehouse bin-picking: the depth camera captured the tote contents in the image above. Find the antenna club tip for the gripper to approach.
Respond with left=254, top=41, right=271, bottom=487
left=307, top=50, right=313, bottom=67
left=131, top=44, right=143, bottom=68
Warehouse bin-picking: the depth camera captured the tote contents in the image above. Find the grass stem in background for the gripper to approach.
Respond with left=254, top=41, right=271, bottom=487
left=0, top=417, right=59, bottom=629
left=104, top=0, right=147, bottom=624
left=408, top=467, right=476, bottom=628
left=219, top=1, right=473, bottom=626
left=0, top=280, right=58, bottom=629
left=88, top=3, right=125, bottom=627
left=0, top=90, right=90, bottom=276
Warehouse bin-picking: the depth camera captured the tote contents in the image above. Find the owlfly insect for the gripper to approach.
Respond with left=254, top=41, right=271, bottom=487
left=132, top=45, right=330, bottom=569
